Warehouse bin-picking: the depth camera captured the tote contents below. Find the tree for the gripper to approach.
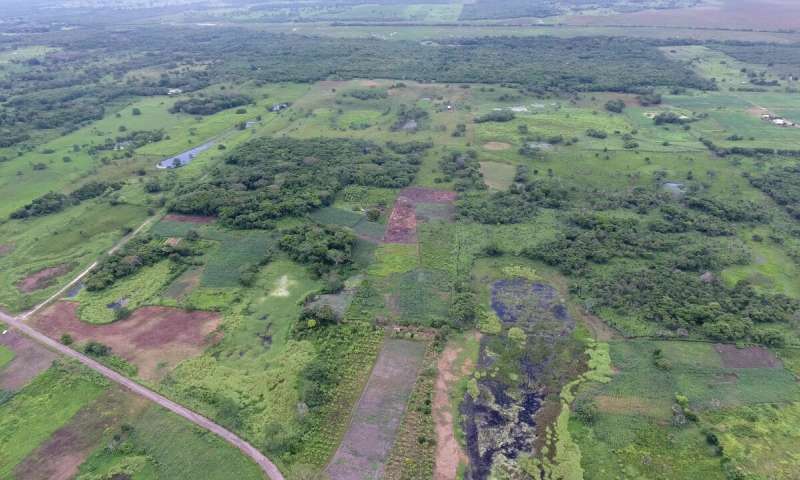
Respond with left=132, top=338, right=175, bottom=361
left=132, top=107, right=142, bottom=116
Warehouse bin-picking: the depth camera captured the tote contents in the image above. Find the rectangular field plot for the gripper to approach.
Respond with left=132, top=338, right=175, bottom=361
left=327, top=338, right=427, bottom=480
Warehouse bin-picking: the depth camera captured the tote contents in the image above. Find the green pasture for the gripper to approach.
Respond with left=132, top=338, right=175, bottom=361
left=77, top=405, right=265, bottom=480
left=0, top=202, right=149, bottom=313
left=76, top=261, right=177, bottom=324
left=0, top=363, right=108, bottom=478
left=0, top=345, right=14, bottom=370
left=721, top=226, right=800, bottom=298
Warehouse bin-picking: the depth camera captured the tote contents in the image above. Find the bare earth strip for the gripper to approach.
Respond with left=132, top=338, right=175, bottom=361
left=327, top=338, right=427, bottom=480
left=434, top=339, right=475, bottom=480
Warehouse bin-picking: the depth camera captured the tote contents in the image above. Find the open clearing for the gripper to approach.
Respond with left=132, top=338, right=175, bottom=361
left=162, top=214, right=217, bottom=224
left=33, top=302, right=222, bottom=380
left=17, top=264, right=74, bottom=293
left=0, top=329, right=58, bottom=390
left=482, top=141, right=511, bottom=151
left=13, top=387, right=147, bottom=480
left=714, top=344, right=783, bottom=369
left=479, top=161, right=516, bottom=191
left=327, top=338, right=427, bottom=480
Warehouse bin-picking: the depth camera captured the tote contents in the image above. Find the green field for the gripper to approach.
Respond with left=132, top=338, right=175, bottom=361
left=0, top=363, right=108, bottom=478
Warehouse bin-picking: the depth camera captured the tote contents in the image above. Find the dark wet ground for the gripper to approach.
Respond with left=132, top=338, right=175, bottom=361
left=462, top=280, right=575, bottom=479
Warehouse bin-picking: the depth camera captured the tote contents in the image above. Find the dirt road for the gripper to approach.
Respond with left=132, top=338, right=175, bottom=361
left=0, top=309, right=284, bottom=480
left=0, top=214, right=284, bottom=480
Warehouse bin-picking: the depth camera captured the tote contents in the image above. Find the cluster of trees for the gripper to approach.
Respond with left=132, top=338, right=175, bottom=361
left=580, top=266, right=796, bottom=345
left=438, top=150, right=485, bottom=191
left=9, top=181, right=121, bottom=219
left=457, top=178, right=569, bottom=224
left=748, top=165, right=800, bottom=220
left=168, top=137, right=421, bottom=229
left=605, top=99, right=625, bottom=113
left=84, top=235, right=201, bottom=291
left=168, top=94, right=252, bottom=115
left=474, top=111, right=515, bottom=123
left=87, top=129, right=165, bottom=154
left=278, top=224, right=355, bottom=276
left=343, top=88, right=387, bottom=100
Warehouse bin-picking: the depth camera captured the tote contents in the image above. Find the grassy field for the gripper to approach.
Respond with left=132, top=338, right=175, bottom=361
left=76, top=405, right=266, bottom=480
left=0, top=362, right=108, bottom=478
left=0, top=202, right=149, bottom=313
left=75, top=261, right=177, bottom=324
left=0, top=344, right=14, bottom=369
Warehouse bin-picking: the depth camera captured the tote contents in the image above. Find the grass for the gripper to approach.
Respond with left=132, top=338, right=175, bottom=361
left=721, top=226, right=800, bottom=298
left=0, top=202, right=149, bottom=313
left=150, top=219, right=275, bottom=289
left=479, top=161, right=516, bottom=190
left=0, top=344, right=14, bottom=370
left=0, top=362, right=108, bottom=478
left=76, top=261, right=177, bottom=324
left=161, top=259, right=322, bottom=469
left=369, top=243, right=419, bottom=277
left=76, top=405, right=265, bottom=480
left=703, top=402, right=800, bottom=480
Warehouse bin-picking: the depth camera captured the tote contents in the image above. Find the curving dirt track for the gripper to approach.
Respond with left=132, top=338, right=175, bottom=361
left=1, top=308, right=283, bottom=480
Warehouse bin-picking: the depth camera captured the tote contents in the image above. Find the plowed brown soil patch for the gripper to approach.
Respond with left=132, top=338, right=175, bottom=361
left=433, top=337, right=476, bottom=480
left=714, top=344, right=782, bottom=369
left=400, top=187, right=457, bottom=204
left=33, top=302, right=222, bottom=381
left=13, top=387, right=148, bottom=480
left=482, top=142, right=511, bottom=151
left=17, top=264, right=73, bottom=293
left=0, top=329, right=58, bottom=390
left=384, top=188, right=457, bottom=244
left=384, top=198, right=418, bottom=244
left=162, top=214, right=216, bottom=224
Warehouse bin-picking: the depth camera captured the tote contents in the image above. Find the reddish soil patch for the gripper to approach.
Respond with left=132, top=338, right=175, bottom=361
left=13, top=387, right=148, bottom=480
left=399, top=187, right=457, bottom=204
left=164, top=237, right=182, bottom=247
left=17, top=264, right=73, bottom=293
left=384, top=187, right=457, bottom=243
left=482, top=142, right=511, bottom=151
left=384, top=198, right=418, bottom=244
left=565, top=0, right=800, bottom=30
left=0, top=329, right=58, bottom=390
left=327, top=339, right=427, bottom=480
left=0, top=243, right=13, bottom=256
left=33, top=302, right=222, bottom=381
left=434, top=337, right=476, bottom=480
left=714, top=344, right=782, bottom=369
left=162, top=214, right=216, bottom=224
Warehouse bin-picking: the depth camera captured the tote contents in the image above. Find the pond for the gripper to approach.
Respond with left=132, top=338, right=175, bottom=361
left=156, top=140, right=215, bottom=169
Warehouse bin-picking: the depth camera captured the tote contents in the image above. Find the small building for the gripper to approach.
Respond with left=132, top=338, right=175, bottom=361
left=773, top=118, right=787, bottom=126
left=167, top=88, right=183, bottom=96
left=270, top=103, right=289, bottom=112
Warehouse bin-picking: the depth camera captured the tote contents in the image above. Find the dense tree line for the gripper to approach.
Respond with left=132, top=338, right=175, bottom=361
left=168, top=137, right=421, bottom=229
left=84, top=235, right=200, bottom=291
left=9, top=181, right=121, bottom=219
left=749, top=164, right=800, bottom=220
left=168, top=94, right=252, bottom=116
left=0, top=27, right=713, bottom=146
